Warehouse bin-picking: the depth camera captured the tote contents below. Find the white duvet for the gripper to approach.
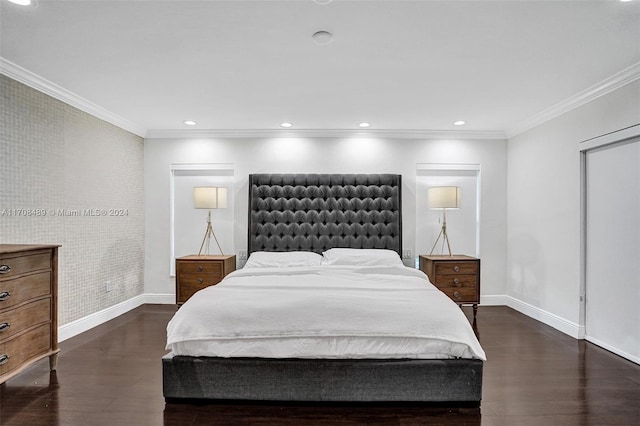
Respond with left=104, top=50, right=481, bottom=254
left=166, top=265, right=486, bottom=360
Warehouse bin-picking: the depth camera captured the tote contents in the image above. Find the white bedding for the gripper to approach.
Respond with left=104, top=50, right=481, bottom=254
left=166, top=265, right=486, bottom=360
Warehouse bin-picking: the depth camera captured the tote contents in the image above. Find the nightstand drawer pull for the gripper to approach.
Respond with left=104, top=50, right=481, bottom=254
left=453, top=278, right=460, bottom=285
left=0, top=265, right=11, bottom=274
left=197, top=266, right=204, bottom=272
left=197, top=278, right=204, bottom=284
left=0, top=354, right=9, bottom=366
left=0, top=322, right=9, bottom=332
left=453, top=266, right=460, bottom=272
left=453, top=291, right=461, bottom=299
left=0, top=291, right=10, bottom=301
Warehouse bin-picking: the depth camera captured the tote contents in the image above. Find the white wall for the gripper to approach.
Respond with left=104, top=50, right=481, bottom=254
left=507, top=80, right=640, bottom=336
left=144, top=136, right=508, bottom=300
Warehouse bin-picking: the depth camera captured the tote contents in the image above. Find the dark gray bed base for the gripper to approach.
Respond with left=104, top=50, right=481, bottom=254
left=163, top=353, right=482, bottom=404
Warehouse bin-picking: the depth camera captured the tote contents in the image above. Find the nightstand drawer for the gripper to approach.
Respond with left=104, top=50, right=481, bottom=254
left=434, top=262, right=478, bottom=275
left=432, top=274, right=477, bottom=289
left=177, top=281, right=212, bottom=302
left=438, top=287, right=477, bottom=303
left=177, top=262, right=222, bottom=275
left=178, top=273, right=223, bottom=287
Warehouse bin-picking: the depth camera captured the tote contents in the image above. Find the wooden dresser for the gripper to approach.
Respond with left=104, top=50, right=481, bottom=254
left=175, top=255, right=236, bottom=304
left=0, top=244, right=60, bottom=384
left=419, top=254, right=480, bottom=318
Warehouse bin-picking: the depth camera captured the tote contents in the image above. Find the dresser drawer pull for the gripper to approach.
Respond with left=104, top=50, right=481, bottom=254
left=453, top=266, right=460, bottom=273
left=197, top=278, right=204, bottom=284
left=0, top=322, right=9, bottom=332
left=453, top=291, right=461, bottom=299
left=453, top=278, right=460, bottom=285
left=197, top=266, right=204, bottom=272
left=0, top=291, right=10, bottom=301
left=0, top=265, right=10, bottom=274
left=0, top=354, right=9, bottom=366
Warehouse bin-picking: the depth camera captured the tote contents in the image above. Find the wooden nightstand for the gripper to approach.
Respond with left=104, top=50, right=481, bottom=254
left=419, top=255, right=480, bottom=318
left=175, top=255, right=236, bottom=304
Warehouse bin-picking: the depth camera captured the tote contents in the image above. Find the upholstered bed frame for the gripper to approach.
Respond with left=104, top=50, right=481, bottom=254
left=163, top=173, right=483, bottom=405
left=247, top=173, right=402, bottom=255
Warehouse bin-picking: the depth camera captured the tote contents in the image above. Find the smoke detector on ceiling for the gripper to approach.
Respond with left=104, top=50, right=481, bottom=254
left=312, top=31, right=333, bottom=45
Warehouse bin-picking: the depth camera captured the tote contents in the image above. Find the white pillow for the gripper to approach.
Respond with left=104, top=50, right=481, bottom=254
left=244, top=251, right=323, bottom=268
left=321, top=248, right=404, bottom=266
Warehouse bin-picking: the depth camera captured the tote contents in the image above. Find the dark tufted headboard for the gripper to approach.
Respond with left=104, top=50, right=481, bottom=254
left=248, top=174, right=402, bottom=255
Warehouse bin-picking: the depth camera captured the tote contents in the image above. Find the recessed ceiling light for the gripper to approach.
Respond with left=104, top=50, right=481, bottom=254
left=184, top=120, right=196, bottom=126
left=280, top=122, right=293, bottom=128
left=453, top=120, right=466, bottom=126
left=7, top=0, right=32, bottom=5
left=358, top=122, right=371, bottom=128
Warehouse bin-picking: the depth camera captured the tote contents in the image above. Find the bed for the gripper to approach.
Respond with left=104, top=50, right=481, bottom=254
left=163, top=173, right=484, bottom=404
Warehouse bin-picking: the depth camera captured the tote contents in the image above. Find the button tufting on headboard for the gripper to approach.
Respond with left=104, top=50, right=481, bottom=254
left=248, top=174, right=402, bottom=255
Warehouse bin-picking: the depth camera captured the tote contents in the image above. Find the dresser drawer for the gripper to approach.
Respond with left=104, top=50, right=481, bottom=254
left=0, top=323, right=52, bottom=377
left=0, top=298, right=51, bottom=341
left=0, top=272, right=52, bottom=311
left=434, top=262, right=478, bottom=275
left=0, top=251, right=51, bottom=278
left=177, top=262, right=223, bottom=276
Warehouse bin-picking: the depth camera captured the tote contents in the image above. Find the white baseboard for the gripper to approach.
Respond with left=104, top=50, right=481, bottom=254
left=58, top=293, right=175, bottom=342
left=585, top=335, right=640, bottom=365
left=479, top=294, right=508, bottom=305
left=505, top=295, right=581, bottom=338
left=143, top=293, right=176, bottom=305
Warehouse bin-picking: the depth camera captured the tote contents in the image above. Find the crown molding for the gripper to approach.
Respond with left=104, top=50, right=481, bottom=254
left=0, top=57, right=146, bottom=138
left=506, top=61, right=640, bottom=139
left=6, top=53, right=635, bottom=142
left=144, top=128, right=506, bottom=140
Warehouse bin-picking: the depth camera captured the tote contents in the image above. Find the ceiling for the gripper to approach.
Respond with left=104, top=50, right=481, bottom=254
left=1, top=0, right=639, bottom=138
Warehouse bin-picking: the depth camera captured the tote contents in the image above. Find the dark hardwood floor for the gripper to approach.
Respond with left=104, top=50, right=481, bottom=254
left=1, top=304, right=639, bottom=425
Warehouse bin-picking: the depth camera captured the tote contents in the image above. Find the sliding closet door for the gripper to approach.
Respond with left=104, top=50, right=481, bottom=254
left=585, top=137, right=640, bottom=363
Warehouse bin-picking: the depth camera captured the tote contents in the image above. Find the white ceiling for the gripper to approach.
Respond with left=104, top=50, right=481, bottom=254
left=1, top=0, right=639, bottom=138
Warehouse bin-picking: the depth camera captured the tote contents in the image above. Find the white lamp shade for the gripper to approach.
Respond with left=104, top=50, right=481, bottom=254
left=193, top=187, right=227, bottom=209
left=428, top=186, right=461, bottom=209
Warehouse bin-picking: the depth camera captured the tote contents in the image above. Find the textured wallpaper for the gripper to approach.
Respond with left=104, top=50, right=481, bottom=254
left=0, top=74, right=145, bottom=326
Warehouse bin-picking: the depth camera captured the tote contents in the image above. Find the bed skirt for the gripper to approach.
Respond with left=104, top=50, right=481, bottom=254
left=162, top=352, right=483, bottom=404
